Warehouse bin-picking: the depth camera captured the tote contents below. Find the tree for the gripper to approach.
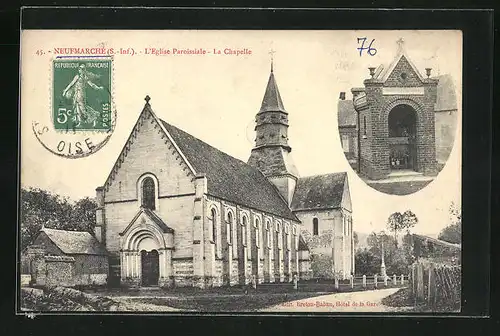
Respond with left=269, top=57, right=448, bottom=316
left=20, top=187, right=97, bottom=250
left=354, top=248, right=381, bottom=275
left=70, top=197, right=98, bottom=233
left=438, top=202, right=461, bottom=244
left=386, top=210, right=418, bottom=248
left=364, top=231, right=412, bottom=275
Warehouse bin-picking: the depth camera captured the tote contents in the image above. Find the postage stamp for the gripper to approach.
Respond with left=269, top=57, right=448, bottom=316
left=31, top=56, right=115, bottom=158
left=53, top=58, right=112, bottom=132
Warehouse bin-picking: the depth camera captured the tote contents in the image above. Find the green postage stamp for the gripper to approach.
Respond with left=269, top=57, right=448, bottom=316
left=31, top=56, right=115, bottom=159
left=53, top=58, right=112, bottom=132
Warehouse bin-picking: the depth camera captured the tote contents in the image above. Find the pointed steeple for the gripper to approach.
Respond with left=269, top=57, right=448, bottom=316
left=259, top=71, right=287, bottom=114
left=248, top=64, right=300, bottom=205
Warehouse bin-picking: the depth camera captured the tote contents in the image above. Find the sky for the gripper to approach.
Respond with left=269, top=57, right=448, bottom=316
left=20, top=30, right=462, bottom=235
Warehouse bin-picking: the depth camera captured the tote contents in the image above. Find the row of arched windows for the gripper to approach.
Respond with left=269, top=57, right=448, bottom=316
left=209, top=207, right=298, bottom=253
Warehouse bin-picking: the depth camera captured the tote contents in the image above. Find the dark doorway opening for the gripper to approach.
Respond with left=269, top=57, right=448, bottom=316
left=141, top=249, right=159, bottom=286
left=388, top=104, right=417, bottom=171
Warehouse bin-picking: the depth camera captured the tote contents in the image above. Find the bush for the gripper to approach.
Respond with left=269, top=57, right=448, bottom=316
left=310, top=254, right=334, bottom=279
left=21, top=286, right=122, bottom=311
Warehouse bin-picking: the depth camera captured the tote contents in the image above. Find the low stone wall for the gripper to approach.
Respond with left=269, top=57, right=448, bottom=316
left=45, top=256, right=75, bottom=287
left=30, top=255, right=108, bottom=288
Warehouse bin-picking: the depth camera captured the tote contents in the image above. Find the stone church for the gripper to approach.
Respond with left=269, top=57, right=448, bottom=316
left=338, top=39, right=458, bottom=180
left=94, top=65, right=354, bottom=288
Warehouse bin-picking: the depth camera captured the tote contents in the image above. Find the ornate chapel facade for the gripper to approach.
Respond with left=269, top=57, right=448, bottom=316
left=95, top=66, right=354, bottom=288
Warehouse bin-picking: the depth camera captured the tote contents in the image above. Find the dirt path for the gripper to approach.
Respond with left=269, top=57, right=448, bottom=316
left=110, top=297, right=182, bottom=312
left=260, top=288, right=413, bottom=312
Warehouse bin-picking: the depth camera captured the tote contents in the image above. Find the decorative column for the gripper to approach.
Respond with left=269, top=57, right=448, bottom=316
left=120, top=251, right=125, bottom=280
left=268, top=221, right=275, bottom=283
left=134, top=251, right=141, bottom=283
left=165, top=249, right=173, bottom=287
left=342, top=214, right=346, bottom=279
left=276, top=225, right=284, bottom=282
left=380, top=231, right=387, bottom=280
left=285, top=228, right=292, bottom=282
left=203, top=202, right=216, bottom=287
left=193, top=174, right=207, bottom=288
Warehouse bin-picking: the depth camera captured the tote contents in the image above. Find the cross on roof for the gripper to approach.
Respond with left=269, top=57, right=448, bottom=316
left=269, top=48, right=276, bottom=72
left=396, top=38, right=405, bottom=52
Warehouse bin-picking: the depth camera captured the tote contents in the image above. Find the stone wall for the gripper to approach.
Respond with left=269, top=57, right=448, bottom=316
left=44, top=256, right=75, bottom=287
left=295, top=208, right=353, bottom=280
left=102, top=109, right=196, bottom=255
left=359, top=55, right=438, bottom=180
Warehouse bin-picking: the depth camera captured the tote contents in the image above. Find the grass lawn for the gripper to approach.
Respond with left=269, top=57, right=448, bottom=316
left=381, top=287, right=460, bottom=313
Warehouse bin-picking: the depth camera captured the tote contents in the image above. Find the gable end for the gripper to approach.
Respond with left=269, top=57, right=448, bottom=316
left=103, top=104, right=197, bottom=192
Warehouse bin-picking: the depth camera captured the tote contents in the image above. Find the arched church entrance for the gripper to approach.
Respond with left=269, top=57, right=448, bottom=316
left=141, top=249, right=159, bottom=286
left=388, top=104, right=418, bottom=172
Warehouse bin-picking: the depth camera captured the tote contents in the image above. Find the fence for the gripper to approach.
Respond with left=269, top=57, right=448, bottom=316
left=253, top=274, right=409, bottom=293
left=410, top=261, right=461, bottom=308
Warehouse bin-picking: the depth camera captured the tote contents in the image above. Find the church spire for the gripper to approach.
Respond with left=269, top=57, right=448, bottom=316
left=259, top=70, right=287, bottom=114
left=248, top=63, right=299, bottom=204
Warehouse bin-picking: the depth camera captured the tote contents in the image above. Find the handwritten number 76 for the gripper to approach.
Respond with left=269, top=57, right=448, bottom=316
left=357, top=38, right=377, bottom=56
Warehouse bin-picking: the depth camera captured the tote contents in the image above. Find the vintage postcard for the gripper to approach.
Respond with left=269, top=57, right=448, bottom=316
left=19, top=29, right=462, bottom=314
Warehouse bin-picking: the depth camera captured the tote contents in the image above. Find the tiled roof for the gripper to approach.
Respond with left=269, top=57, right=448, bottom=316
left=291, top=172, right=347, bottom=211
left=433, top=74, right=458, bottom=111
left=160, top=119, right=299, bottom=221
left=259, top=71, right=286, bottom=114
left=337, top=100, right=357, bottom=127
left=41, top=228, right=108, bottom=255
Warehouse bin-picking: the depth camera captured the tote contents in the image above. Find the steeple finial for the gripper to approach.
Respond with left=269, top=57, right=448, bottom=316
left=269, top=48, right=276, bottom=73
left=145, top=95, right=151, bottom=105
left=396, top=38, right=405, bottom=52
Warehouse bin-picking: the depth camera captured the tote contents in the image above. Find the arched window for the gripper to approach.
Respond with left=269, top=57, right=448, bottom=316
left=255, top=218, right=260, bottom=248
left=211, top=208, right=217, bottom=243
left=242, top=216, right=248, bottom=247
left=227, top=212, right=234, bottom=244
left=142, top=177, right=156, bottom=210
left=313, top=218, right=319, bottom=236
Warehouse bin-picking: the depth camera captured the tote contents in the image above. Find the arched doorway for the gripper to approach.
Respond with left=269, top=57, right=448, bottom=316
left=141, top=249, right=159, bottom=286
left=388, top=104, right=418, bottom=171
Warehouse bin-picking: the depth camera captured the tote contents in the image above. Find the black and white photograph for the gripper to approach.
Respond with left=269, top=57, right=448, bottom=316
left=337, top=32, right=460, bottom=195
left=19, top=29, right=462, bottom=314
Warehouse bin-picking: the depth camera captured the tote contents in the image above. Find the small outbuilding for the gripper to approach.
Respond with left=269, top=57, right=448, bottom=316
left=22, top=227, right=109, bottom=287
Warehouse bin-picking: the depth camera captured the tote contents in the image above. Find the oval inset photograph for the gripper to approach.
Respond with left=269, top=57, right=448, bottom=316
left=337, top=38, right=459, bottom=195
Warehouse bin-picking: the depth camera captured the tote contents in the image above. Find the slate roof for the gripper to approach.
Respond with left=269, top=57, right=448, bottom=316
left=433, top=74, right=458, bottom=111
left=41, top=228, right=108, bottom=255
left=291, top=172, right=347, bottom=211
left=337, top=100, right=357, bottom=127
left=160, top=119, right=299, bottom=221
left=259, top=71, right=287, bottom=114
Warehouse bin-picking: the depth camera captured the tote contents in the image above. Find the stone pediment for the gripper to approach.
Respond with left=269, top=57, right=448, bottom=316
left=119, top=208, right=174, bottom=251
left=120, top=208, right=174, bottom=238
